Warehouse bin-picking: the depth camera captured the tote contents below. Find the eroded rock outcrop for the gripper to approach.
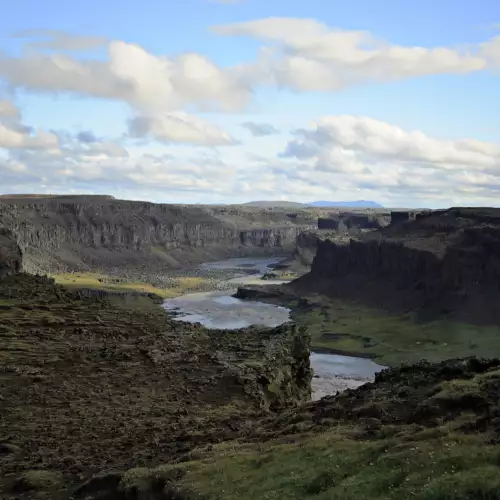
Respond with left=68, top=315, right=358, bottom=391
left=0, top=198, right=316, bottom=273
left=294, top=208, right=500, bottom=322
left=0, top=228, right=22, bottom=278
left=293, top=211, right=390, bottom=269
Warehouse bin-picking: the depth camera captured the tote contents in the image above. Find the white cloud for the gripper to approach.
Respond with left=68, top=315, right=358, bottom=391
left=128, top=112, right=235, bottom=146
left=0, top=40, right=251, bottom=113
left=214, top=17, right=496, bottom=91
left=279, top=115, right=500, bottom=204
left=283, top=116, right=500, bottom=170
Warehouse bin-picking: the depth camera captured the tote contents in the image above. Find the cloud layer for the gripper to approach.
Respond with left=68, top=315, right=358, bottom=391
left=214, top=17, right=499, bottom=91
left=280, top=115, right=500, bottom=203
left=1, top=19, right=499, bottom=205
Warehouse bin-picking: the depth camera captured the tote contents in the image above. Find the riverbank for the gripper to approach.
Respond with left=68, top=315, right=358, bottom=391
left=50, top=257, right=293, bottom=299
left=159, top=258, right=385, bottom=399
left=235, top=284, right=500, bottom=366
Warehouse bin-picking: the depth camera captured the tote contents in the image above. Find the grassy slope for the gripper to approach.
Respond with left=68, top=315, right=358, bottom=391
left=51, top=272, right=205, bottom=298
left=92, top=360, right=500, bottom=500
left=282, top=297, right=500, bottom=366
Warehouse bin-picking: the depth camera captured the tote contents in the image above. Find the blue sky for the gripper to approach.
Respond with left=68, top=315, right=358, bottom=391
left=0, top=0, right=499, bottom=207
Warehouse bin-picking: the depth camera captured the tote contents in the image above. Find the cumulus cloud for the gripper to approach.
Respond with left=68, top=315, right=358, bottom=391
left=280, top=115, right=500, bottom=204
left=4, top=115, right=500, bottom=207
left=0, top=40, right=251, bottom=113
left=128, top=112, right=235, bottom=146
left=241, top=121, right=279, bottom=136
left=213, top=17, right=497, bottom=91
left=1, top=139, right=237, bottom=197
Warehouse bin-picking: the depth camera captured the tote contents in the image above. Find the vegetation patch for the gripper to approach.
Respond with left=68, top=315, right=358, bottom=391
left=51, top=272, right=207, bottom=298
left=288, top=299, right=500, bottom=366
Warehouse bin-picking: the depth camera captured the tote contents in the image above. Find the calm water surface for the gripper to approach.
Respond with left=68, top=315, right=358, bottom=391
left=163, top=257, right=386, bottom=398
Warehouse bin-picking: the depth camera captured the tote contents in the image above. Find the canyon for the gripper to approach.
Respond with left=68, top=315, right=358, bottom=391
left=3, top=198, right=500, bottom=499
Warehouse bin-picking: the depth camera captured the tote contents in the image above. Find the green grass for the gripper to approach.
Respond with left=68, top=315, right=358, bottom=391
left=292, top=300, right=500, bottom=366
left=51, top=272, right=206, bottom=298
left=116, top=424, right=500, bottom=500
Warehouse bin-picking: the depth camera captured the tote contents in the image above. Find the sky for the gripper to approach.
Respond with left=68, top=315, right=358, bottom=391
left=0, top=0, right=499, bottom=208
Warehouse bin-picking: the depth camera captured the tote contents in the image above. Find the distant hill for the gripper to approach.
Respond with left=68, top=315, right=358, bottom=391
left=241, top=201, right=307, bottom=208
left=242, top=200, right=384, bottom=209
left=307, top=200, right=384, bottom=208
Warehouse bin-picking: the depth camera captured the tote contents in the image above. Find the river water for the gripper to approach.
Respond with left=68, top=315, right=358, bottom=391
left=163, top=257, right=385, bottom=400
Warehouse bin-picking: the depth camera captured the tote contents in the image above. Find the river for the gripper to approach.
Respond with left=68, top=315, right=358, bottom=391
left=163, top=257, right=385, bottom=400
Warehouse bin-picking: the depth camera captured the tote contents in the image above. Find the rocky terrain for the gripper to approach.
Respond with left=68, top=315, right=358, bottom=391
left=295, top=207, right=500, bottom=323
left=0, top=195, right=318, bottom=276
left=236, top=207, right=500, bottom=366
left=0, top=269, right=311, bottom=498
left=291, top=209, right=391, bottom=269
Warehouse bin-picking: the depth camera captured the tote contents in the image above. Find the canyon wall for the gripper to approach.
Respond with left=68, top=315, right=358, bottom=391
left=293, top=210, right=391, bottom=268
left=0, top=228, right=22, bottom=278
left=0, top=198, right=317, bottom=273
left=295, top=208, right=500, bottom=322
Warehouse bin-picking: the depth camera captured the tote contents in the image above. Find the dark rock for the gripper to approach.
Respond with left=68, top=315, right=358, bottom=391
left=295, top=208, right=500, bottom=322
left=0, top=228, right=22, bottom=278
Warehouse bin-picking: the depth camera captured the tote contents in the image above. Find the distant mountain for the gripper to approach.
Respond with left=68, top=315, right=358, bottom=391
left=307, top=200, right=384, bottom=208
left=241, top=200, right=307, bottom=208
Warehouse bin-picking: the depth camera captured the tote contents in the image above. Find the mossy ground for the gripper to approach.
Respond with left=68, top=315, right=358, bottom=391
left=0, top=274, right=309, bottom=499
left=51, top=272, right=206, bottom=298
left=282, top=297, right=500, bottom=366
left=170, top=426, right=500, bottom=500
left=75, top=358, right=500, bottom=499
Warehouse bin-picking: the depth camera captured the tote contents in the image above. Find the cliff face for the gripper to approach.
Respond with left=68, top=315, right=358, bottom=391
left=296, top=208, right=500, bottom=322
left=0, top=228, right=22, bottom=278
left=0, top=198, right=316, bottom=273
left=293, top=211, right=390, bottom=269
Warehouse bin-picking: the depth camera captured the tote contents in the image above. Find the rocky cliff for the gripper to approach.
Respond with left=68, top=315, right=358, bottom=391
left=0, top=197, right=317, bottom=273
left=292, top=210, right=391, bottom=269
left=294, top=208, right=500, bottom=323
left=0, top=228, right=22, bottom=278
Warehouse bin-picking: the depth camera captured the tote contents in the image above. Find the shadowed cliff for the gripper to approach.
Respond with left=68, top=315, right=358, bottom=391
left=0, top=228, right=22, bottom=278
left=294, top=207, right=500, bottom=324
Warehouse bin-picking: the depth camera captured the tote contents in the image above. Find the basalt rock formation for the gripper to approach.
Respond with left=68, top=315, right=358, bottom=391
left=294, top=207, right=500, bottom=323
left=292, top=210, right=391, bottom=269
left=0, top=196, right=317, bottom=274
left=318, top=211, right=391, bottom=231
left=0, top=228, right=22, bottom=278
